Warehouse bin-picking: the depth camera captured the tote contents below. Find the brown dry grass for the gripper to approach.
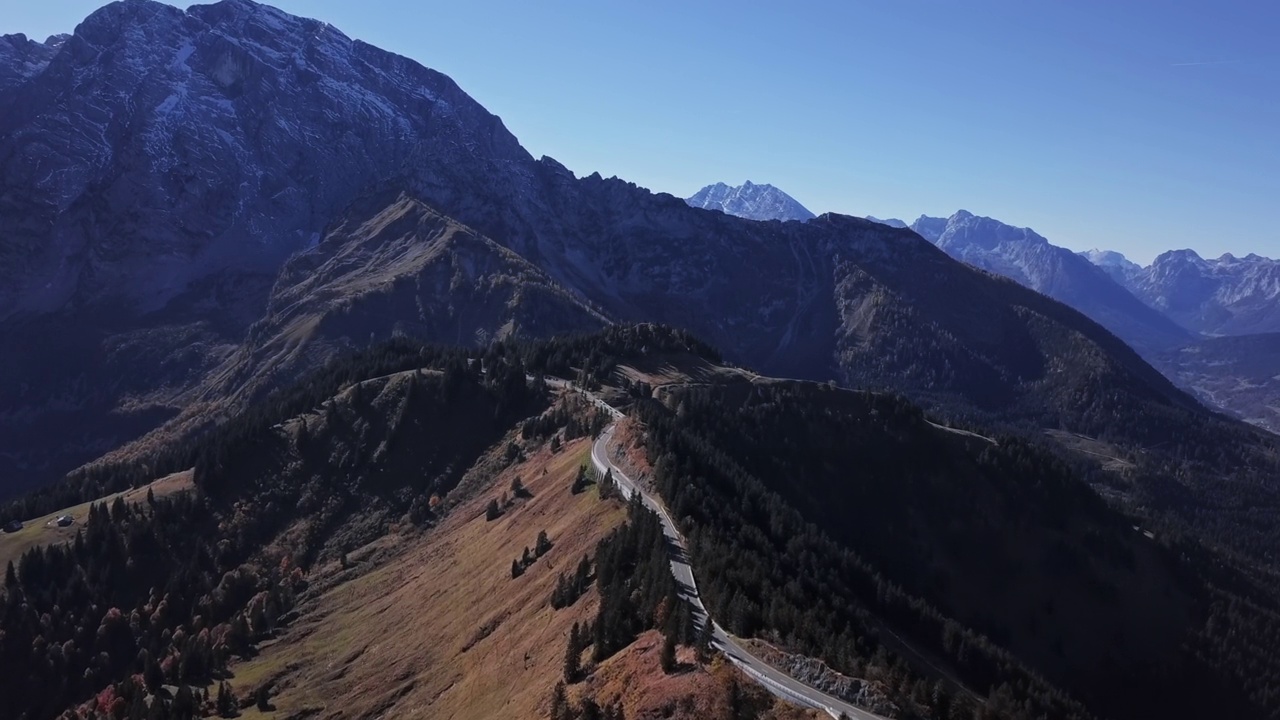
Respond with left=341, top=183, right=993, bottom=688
left=226, top=438, right=625, bottom=719
left=585, top=630, right=821, bottom=720
left=0, top=469, right=193, bottom=569
left=223, top=428, right=820, bottom=720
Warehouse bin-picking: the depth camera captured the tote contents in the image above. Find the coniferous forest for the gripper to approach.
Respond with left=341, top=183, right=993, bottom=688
left=635, top=380, right=1280, bottom=720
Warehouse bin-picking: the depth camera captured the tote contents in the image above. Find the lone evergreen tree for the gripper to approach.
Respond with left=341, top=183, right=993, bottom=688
left=660, top=633, right=678, bottom=674
left=216, top=681, right=236, bottom=717
left=486, top=499, right=501, bottom=521
left=696, top=617, right=714, bottom=664
left=564, top=623, right=582, bottom=683
left=550, top=681, right=569, bottom=720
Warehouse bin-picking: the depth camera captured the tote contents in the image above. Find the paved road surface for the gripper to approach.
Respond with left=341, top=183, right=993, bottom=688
left=588, top=419, right=887, bottom=720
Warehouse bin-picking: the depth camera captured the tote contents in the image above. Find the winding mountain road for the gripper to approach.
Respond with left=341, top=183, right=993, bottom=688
left=581, top=395, right=887, bottom=720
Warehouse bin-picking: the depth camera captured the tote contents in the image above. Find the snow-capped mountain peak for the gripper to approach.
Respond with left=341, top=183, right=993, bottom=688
left=1080, top=248, right=1142, bottom=285
left=685, top=181, right=815, bottom=222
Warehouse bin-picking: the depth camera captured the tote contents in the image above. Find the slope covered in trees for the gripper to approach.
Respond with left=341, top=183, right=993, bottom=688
left=635, top=379, right=1280, bottom=720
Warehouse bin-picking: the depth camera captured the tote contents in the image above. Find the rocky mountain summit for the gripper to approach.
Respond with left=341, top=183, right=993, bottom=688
left=685, top=181, right=815, bottom=221
left=0, top=0, right=532, bottom=320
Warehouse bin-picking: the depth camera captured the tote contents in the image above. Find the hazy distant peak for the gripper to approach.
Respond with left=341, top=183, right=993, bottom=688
left=1154, top=248, right=1208, bottom=267
left=1081, top=248, right=1140, bottom=270
left=866, top=216, right=908, bottom=228
left=909, top=215, right=948, bottom=243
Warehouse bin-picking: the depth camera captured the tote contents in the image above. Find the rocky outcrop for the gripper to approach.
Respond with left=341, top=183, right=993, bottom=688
left=745, top=640, right=899, bottom=717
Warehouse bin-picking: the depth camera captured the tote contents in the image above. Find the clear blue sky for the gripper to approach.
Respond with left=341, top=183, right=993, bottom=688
left=10, top=1, right=1279, bottom=264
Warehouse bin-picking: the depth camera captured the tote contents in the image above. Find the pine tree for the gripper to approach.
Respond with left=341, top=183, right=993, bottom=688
left=536, top=530, right=553, bottom=557
left=550, top=681, right=569, bottom=720
left=677, top=601, right=693, bottom=645
left=551, top=572, right=568, bottom=608
left=564, top=623, right=582, bottom=683
left=660, top=633, right=678, bottom=674
left=579, top=698, right=602, bottom=720
left=696, top=617, right=714, bottom=664
left=512, top=559, right=523, bottom=579
left=486, top=499, right=501, bottom=521
left=216, top=681, right=236, bottom=717
left=145, top=655, right=165, bottom=693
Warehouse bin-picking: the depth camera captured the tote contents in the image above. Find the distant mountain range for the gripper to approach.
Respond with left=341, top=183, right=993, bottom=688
left=909, top=210, right=1192, bottom=354
left=1102, top=249, right=1280, bottom=336
left=694, top=181, right=1279, bottom=432
left=685, top=181, right=815, bottom=221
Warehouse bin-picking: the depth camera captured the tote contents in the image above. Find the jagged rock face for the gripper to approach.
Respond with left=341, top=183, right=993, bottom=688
left=0, top=33, right=64, bottom=91
left=0, top=0, right=533, bottom=320
left=910, top=211, right=1190, bottom=354
left=1129, top=250, right=1280, bottom=336
left=685, top=181, right=816, bottom=222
